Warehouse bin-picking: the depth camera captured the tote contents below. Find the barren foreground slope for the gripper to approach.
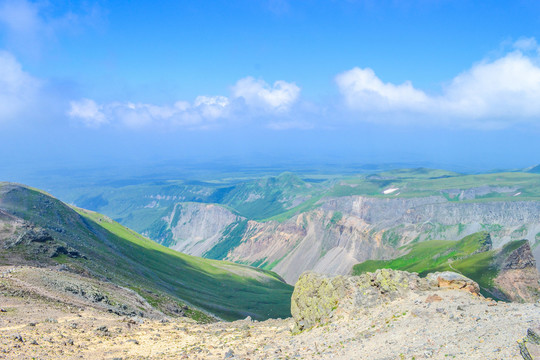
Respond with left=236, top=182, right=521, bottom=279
left=1, top=266, right=539, bottom=360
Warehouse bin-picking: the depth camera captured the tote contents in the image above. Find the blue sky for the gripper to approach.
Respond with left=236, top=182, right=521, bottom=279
left=1, top=0, right=540, bottom=180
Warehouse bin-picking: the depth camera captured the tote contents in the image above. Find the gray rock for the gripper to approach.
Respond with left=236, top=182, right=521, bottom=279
left=224, top=349, right=235, bottom=358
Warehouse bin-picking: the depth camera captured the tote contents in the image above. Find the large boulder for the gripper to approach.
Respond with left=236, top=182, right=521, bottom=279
left=292, top=269, right=425, bottom=333
left=426, top=271, right=480, bottom=295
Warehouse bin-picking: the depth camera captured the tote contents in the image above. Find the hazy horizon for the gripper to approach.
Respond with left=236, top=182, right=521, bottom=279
left=1, top=0, right=540, bottom=184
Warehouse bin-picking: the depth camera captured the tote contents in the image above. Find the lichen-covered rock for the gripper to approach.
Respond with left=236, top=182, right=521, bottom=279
left=291, top=269, right=482, bottom=333
left=291, top=269, right=434, bottom=333
left=290, top=272, right=348, bottom=333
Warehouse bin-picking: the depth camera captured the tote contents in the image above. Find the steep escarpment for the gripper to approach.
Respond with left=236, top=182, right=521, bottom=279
left=321, top=195, right=540, bottom=247
left=228, top=209, right=399, bottom=283
left=155, top=195, right=540, bottom=283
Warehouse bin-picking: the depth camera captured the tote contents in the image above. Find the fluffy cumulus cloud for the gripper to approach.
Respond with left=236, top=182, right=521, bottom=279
left=231, top=77, right=300, bottom=112
left=0, top=51, right=41, bottom=120
left=336, top=39, right=540, bottom=126
left=68, top=77, right=300, bottom=129
left=336, top=67, right=429, bottom=112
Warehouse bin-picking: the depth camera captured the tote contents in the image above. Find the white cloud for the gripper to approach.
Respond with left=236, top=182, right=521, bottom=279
left=193, top=95, right=230, bottom=119
left=0, top=50, right=41, bottom=120
left=336, top=67, right=428, bottom=111
left=68, top=96, right=231, bottom=130
left=69, top=77, right=300, bottom=129
left=68, top=98, right=107, bottom=128
left=231, top=77, right=300, bottom=112
left=441, top=51, right=540, bottom=118
left=336, top=40, right=540, bottom=126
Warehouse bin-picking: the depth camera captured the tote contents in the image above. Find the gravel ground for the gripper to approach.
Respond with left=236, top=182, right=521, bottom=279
left=1, top=270, right=539, bottom=360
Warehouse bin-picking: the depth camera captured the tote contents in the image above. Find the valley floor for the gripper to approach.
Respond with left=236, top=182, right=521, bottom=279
left=0, top=266, right=539, bottom=359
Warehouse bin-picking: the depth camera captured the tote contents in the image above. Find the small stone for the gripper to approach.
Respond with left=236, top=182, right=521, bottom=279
left=127, top=339, right=139, bottom=345
left=224, top=349, right=235, bottom=358
left=425, top=294, right=443, bottom=303
left=13, top=334, right=24, bottom=342
left=30, top=339, right=38, bottom=345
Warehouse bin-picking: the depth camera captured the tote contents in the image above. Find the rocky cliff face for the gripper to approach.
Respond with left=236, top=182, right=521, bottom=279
left=228, top=209, right=399, bottom=283
left=153, top=195, right=540, bottom=283
left=495, top=241, right=540, bottom=302
left=162, top=202, right=242, bottom=256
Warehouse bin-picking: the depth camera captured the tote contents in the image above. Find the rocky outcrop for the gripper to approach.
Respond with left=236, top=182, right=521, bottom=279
left=426, top=271, right=481, bottom=295
left=519, top=326, right=540, bottom=360
left=495, top=241, right=540, bottom=302
left=501, top=241, right=537, bottom=270
left=4, top=226, right=85, bottom=260
left=1, top=223, right=86, bottom=261
left=291, top=269, right=480, bottom=333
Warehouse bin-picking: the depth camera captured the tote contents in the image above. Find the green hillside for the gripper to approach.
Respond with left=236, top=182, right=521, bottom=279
left=352, top=232, right=525, bottom=299
left=0, top=182, right=293, bottom=321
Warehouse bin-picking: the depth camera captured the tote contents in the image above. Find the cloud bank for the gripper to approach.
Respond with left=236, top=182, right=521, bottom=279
left=336, top=40, right=540, bottom=127
left=68, top=77, right=301, bottom=129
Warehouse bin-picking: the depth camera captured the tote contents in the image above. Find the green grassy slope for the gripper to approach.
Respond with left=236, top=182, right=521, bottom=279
left=352, top=232, right=523, bottom=299
left=0, top=183, right=293, bottom=321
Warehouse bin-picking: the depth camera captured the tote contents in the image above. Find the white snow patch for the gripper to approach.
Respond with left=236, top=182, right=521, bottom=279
left=383, top=188, right=399, bottom=195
